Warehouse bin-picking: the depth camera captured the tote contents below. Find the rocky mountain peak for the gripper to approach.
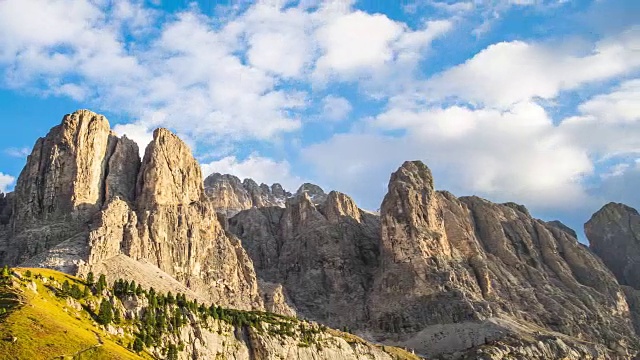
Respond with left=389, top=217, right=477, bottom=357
left=586, top=202, right=640, bottom=289
left=136, top=128, right=203, bottom=207
left=546, top=220, right=578, bottom=239
left=388, top=160, right=435, bottom=192
left=204, top=173, right=291, bottom=216
left=295, top=183, right=327, bottom=204
left=322, top=191, right=362, bottom=223
left=380, top=160, right=449, bottom=261
left=12, top=109, right=114, bottom=228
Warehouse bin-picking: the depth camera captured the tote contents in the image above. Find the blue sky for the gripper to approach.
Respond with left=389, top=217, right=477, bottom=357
left=0, top=0, right=639, bottom=241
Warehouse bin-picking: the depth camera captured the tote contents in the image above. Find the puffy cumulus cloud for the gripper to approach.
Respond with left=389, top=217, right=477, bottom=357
left=0, top=0, right=147, bottom=90
left=305, top=101, right=593, bottom=211
left=0, top=173, right=15, bottom=193
left=201, top=155, right=304, bottom=192
left=559, top=78, right=640, bottom=160
left=242, top=3, right=316, bottom=78
left=321, top=95, right=352, bottom=121
left=314, top=14, right=452, bottom=84
left=425, top=27, right=640, bottom=108
left=576, top=79, right=640, bottom=124
left=314, top=11, right=403, bottom=74
left=0, top=0, right=451, bottom=151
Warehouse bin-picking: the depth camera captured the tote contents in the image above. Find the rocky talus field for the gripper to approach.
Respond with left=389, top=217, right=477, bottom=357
left=1, top=110, right=640, bottom=359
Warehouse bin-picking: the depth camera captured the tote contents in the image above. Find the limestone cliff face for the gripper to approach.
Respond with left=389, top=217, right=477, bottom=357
left=5, top=111, right=263, bottom=311
left=228, top=160, right=639, bottom=358
left=136, top=129, right=202, bottom=207
left=367, top=161, right=638, bottom=357
left=84, top=128, right=263, bottom=310
left=12, top=110, right=113, bottom=229
left=585, top=203, right=640, bottom=337
left=204, top=173, right=291, bottom=216
left=585, top=203, right=640, bottom=290
left=0, top=192, right=12, bottom=226
left=1, top=110, right=141, bottom=266
left=229, top=190, right=380, bottom=329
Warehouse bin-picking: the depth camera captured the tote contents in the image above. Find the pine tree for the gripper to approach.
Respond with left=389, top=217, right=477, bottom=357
left=97, top=274, right=107, bottom=293
left=167, top=344, right=178, bottom=360
left=113, top=308, right=122, bottom=324
left=83, top=286, right=90, bottom=298
left=135, top=284, right=143, bottom=296
left=129, top=280, right=136, bottom=295
left=133, top=337, right=144, bottom=352
left=86, top=272, right=95, bottom=285
left=62, top=280, right=71, bottom=295
left=24, top=270, right=32, bottom=278
left=1, top=265, right=9, bottom=277
left=97, top=299, right=113, bottom=325
left=167, top=291, right=175, bottom=305
left=70, top=284, right=82, bottom=299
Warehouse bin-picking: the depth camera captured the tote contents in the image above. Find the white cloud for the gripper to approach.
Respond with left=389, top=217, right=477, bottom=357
left=112, top=122, right=154, bottom=156
left=0, top=0, right=454, bottom=151
left=321, top=95, right=352, bottom=121
left=593, top=159, right=640, bottom=210
left=314, top=11, right=403, bottom=75
left=305, top=101, right=592, bottom=210
left=201, top=154, right=304, bottom=191
left=4, top=147, right=31, bottom=158
left=559, top=78, right=640, bottom=160
left=577, top=79, right=640, bottom=124
left=243, top=4, right=315, bottom=78
left=425, top=27, right=640, bottom=107
left=0, top=173, right=15, bottom=193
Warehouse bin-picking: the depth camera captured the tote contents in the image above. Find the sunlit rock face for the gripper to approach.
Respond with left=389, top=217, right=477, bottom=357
left=4, top=111, right=263, bottom=311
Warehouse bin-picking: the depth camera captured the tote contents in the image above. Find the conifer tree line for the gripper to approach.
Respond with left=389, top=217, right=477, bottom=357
left=2, top=268, right=328, bottom=358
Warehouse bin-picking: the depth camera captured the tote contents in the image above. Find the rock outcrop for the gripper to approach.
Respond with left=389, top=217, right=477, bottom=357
left=585, top=203, right=640, bottom=337
left=3, top=111, right=263, bottom=311
left=586, top=203, right=640, bottom=290
left=296, top=183, right=328, bottom=204
left=1, top=110, right=141, bottom=267
left=232, top=160, right=640, bottom=358
left=229, top=190, right=380, bottom=329
left=204, top=173, right=291, bottom=216
left=366, top=161, right=637, bottom=357
left=0, top=192, right=12, bottom=226
left=84, top=128, right=263, bottom=310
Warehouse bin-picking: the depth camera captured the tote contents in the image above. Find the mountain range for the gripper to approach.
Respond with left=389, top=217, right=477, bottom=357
left=1, top=109, right=640, bottom=360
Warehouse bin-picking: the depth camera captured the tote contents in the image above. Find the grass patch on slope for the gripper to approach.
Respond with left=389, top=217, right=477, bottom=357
left=0, top=268, right=148, bottom=360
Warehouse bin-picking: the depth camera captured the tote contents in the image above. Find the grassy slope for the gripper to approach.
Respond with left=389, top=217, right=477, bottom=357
left=0, top=268, right=150, bottom=360
left=0, top=268, right=423, bottom=360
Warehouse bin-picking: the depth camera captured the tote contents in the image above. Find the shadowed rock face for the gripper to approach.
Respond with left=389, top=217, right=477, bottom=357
left=585, top=203, right=640, bottom=337
left=0, top=192, right=12, bottom=226
left=586, top=203, right=640, bottom=290
left=228, top=190, right=380, bottom=329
